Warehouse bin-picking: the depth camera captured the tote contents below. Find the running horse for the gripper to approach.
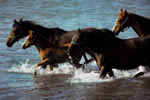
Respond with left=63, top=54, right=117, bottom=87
left=22, top=30, right=84, bottom=75
left=112, top=9, right=150, bottom=77
left=71, top=28, right=150, bottom=78
left=6, top=19, right=94, bottom=74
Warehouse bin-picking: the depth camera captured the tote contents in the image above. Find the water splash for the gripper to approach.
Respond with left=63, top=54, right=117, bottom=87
left=7, top=59, right=34, bottom=73
left=6, top=60, right=74, bottom=75
left=6, top=59, right=149, bottom=83
left=69, top=68, right=114, bottom=83
left=69, top=64, right=142, bottom=83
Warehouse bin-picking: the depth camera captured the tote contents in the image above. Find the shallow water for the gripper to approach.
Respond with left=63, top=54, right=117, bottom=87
left=0, top=0, right=150, bottom=100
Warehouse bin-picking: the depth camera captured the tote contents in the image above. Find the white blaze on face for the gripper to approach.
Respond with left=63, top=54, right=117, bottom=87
left=112, top=17, right=119, bottom=31
left=21, top=35, right=30, bottom=48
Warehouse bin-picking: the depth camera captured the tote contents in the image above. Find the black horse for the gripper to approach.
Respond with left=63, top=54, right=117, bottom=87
left=71, top=28, right=150, bottom=78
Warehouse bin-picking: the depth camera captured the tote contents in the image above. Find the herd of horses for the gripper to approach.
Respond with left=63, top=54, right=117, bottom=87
left=6, top=9, right=150, bottom=78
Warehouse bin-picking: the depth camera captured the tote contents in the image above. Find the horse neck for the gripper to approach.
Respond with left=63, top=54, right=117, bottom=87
left=129, top=13, right=150, bottom=36
left=34, top=37, right=53, bottom=60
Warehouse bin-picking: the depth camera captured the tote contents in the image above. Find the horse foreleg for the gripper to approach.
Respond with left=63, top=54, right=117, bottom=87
left=33, top=58, right=49, bottom=75
left=95, top=53, right=103, bottom=70
left=47, top=65, right=54, bottom=71
left=99, top=66, right=110, bottom=79
left=108, top=69, right=115, bottom=77
left=95, top=54, right=115, bottom=77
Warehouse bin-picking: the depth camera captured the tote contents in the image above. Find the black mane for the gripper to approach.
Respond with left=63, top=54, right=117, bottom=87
left=20, top=20, right=67, bottom=44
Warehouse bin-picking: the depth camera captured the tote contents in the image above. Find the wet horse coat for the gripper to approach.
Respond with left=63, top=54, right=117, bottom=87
left=22, top=30, right=84, bottom=74
left=6, top=19, right=94, bottom=73
left=72, top=28, right=150, bottom=78
left=112, top=9, right=150, bottom=77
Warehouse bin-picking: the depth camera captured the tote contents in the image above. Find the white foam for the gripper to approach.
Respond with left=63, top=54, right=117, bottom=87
left=7, top=59, right=34, bottom=73
left=69, top=68, right=114, bottom=83
left=69, top=66, right=140, bottom=83
left=6, top=59, right=150, bottom=83
left=6, top=60, right=74, bottom=75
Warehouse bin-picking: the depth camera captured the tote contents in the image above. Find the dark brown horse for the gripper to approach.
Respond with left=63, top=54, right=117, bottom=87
left=71, top=28, right=150, bottom=78
left=112, top=9, right=150, bottom=36
left=6, top=19, right=95, bottom=74
left=112, top=9, right=150, bottom=77
left=22, top=30, right=84, bottom=75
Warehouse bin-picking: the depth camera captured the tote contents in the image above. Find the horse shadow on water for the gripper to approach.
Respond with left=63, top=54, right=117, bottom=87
left=70, top=28, right=150, bottom=79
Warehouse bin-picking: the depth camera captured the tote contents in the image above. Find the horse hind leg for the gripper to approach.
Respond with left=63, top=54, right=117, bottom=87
left=33, top=58, right=49, bottom=75
left=99, top=66, right=110, bottom=79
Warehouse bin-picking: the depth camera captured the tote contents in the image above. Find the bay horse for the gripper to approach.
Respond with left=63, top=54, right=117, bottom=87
left=112, top=9, right=150, bottom=36
left=71, top=28, right=150, bottom=78
left=6, top=19, right=95, bottom=73
left=22, top=30, right=84, bottom=75
left=112, top=8, right=150, bottom=77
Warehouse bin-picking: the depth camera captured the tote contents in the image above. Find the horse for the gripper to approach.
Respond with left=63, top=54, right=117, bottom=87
left=22, top=30, right=84, bottom=75
left=112, top=9, right=150, bottom=36
left=71, top=28, right=150, bottom=78
left=112, top=8, right=150, bottom=77
left=6, top=19, right=95, bottom=74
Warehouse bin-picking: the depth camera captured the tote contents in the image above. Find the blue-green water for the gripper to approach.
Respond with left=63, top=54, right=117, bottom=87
left=0, top=0, right=150, bottom=100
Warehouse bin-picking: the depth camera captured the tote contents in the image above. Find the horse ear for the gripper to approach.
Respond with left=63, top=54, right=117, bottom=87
left=120, top=8, right=123, bottom=12
left=19, top=18, right=23, bottom=23
left=125, top=9, right=128, bottom=14
left=124, top=10, right=128, bottom=15
left=13, top=19, right=17, bottom=23
left=78, top=28, right=81, bottom=34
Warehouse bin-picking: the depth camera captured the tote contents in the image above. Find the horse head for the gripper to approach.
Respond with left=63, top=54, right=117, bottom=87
left=22, top=30, right=37, bottom=49
left=112, top=8, right=130, bottom=35
left=72, top=28, right=88, bottom=48
left=6, top=19, right=28, bottom=47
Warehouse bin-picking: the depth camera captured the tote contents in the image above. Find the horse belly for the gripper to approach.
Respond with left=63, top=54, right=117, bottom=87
left=103, top=53, right=142, bottom=70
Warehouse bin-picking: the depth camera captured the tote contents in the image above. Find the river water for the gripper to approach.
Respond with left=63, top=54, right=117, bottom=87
left=0, top=0, right=150, bottom=100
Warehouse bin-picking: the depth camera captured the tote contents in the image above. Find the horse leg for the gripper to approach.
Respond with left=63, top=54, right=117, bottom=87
left=95, top=53, right=103, bottom=70
left=34, top=58, right=49, bottom=75
left=69, top=46, right=85, bottom=70
left=83, top=48, right=95, bottom=64
left=134, top=72, right=145, bottom=77
left=133, top=66, right=146, bottom=77
left=108, top=70, right=115, bottom=77
left=99, top=66, right=110, bottom=79
left=82, top=52, right=93, bottom=64
left=95, top=54, right=115, bottom=77
left=47, top=64, right=54, bottom=71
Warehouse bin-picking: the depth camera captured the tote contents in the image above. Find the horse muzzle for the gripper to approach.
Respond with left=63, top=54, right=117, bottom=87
left=6, top=41, right=13, bottom=47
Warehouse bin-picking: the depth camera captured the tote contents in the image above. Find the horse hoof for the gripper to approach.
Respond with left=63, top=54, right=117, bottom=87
left=99, top=75, right=105, bottom=79
left=134, top=72, right=145, bottom=78
left=33, top=71, right=37, bottom=75
left=82, top=65, right=85, bottom=72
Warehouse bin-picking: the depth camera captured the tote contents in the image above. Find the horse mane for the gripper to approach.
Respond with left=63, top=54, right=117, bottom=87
left=130, top=13, right=150, bottom=23
left=20, top=20, right=67, bottom=44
